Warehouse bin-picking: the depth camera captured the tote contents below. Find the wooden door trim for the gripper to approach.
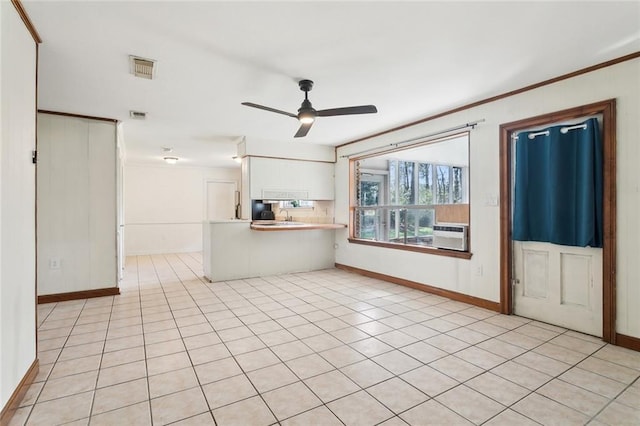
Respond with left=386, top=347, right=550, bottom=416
left=10, top=0, right=42, bottom=43
left=499, top=99, right=616, bottom=343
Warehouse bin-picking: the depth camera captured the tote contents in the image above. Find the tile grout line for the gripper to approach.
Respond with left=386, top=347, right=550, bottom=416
left=165, top=254, right=264, bottom=422
left=206, top=272, right=462, bottom=424
left=201, top=272, right=357, bottom=423
left=218, top=273, right=356, bottom=425
left=25, top=298, right=90, bottom=424
left=226, top=272, right=489, bottom=423
left=584, top=372, right=640, bottom=423
left=161, top=252, right=221, bottom=425
left=137, top=254, right=156, bottom=426
left=29, top=254, right=640, bottom=426
left=86, top=291, right=117, bottom=425
left=132, top=264, right=636, bottom=424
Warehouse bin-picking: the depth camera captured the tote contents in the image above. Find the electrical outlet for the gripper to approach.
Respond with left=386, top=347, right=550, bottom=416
left=49, top=258, right=61, bottom=270
left=485, top=194, right=499, bottom=206
left=475, top=265, right=483, bottom=276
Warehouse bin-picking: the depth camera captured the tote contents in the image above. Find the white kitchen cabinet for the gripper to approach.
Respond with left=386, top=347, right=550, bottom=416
left=304, top=160, right=335, bottom=200
left=248, top=156, right=334, bottom=200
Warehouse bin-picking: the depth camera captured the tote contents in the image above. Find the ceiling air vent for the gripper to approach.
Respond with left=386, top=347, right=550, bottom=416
left=129, top=55, right=156, bottom=79
left=129, top=110, right=147, bottom=120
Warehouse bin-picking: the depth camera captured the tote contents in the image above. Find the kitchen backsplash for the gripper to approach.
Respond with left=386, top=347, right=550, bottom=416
left=273, top=200, right=335, bottom=223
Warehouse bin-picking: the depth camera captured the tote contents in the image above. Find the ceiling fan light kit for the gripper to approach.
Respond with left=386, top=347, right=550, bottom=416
left=242, top=79, right=377, bottom=138
left=298, top=111, right=315, bottom=124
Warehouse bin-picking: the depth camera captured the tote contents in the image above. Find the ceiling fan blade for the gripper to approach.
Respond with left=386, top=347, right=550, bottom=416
left=241, top=102, right=297, bottom=118
left=294, top=122, right=313, bottom=138
left=316, top=105, right=378, bottom=117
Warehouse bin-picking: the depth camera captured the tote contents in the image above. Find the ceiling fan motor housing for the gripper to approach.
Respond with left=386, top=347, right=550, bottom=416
left=298, top=79, right=314, bottom=92
left=298, top=100, right=316, bottom=123
left=298, top=80, right=316, bottom=122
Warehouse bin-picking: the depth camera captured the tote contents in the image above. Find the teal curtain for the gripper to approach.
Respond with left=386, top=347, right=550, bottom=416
left=513, top=118, right=603, bottom=248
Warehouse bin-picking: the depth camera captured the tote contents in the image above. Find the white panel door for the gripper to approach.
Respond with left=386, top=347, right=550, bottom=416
left=513, top=241, right=602, bottom=336
left=206, top=181, right=236, bottom=220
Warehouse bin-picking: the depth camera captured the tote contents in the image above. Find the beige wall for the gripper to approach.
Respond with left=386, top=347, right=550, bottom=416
left=0, top=1, right=38, bottom=408
left=335, top=58, right=640, bottom=339
left=124, top=164, right=240, bottom=255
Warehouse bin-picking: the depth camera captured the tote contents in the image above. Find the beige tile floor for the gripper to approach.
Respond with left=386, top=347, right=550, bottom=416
left=10, top=252, right=640, bottom=425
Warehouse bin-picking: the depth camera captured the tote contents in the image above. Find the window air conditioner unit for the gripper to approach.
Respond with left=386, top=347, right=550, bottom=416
left=433, top=224, right=468, bottom=251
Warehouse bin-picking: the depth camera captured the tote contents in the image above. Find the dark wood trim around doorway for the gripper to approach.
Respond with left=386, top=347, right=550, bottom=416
left=37, top=286, right=120, bottom=304
left=37, top=110, right=118, bottom=123
left=10, top=0, right=42, bottom=43
left=499, top=99, right=617, bottom=343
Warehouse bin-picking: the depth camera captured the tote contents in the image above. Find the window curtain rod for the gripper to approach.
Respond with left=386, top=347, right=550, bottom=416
left=340, top=119, right=484, bottom=159
left=512, top=123, right=588, bottom=141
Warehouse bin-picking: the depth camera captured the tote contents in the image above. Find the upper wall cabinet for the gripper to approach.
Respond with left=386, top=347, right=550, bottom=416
left=248, top=157, right=334, bottom=200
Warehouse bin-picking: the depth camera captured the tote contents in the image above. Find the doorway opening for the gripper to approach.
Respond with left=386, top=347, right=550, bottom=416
left=205, top=180, right=238, bottom=221
left=499, top=99, right=616, bottom=343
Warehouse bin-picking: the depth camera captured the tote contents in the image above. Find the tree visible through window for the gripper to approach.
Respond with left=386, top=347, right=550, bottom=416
left=419, top=163, right=433, bottom=205
left=360, top=181, right=379, bottom=206
left=436, top=165, right=450, bottom=204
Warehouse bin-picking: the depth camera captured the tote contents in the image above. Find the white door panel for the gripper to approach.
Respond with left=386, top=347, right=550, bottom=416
left=522, top=249, right=548, bottom=299
left=206, top=181, right=236, bottom=221
left=514, top=241, right=602, bottom=336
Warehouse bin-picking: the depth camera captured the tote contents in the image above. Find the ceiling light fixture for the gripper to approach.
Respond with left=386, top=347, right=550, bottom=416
left=232, top=156, right=242, bottom=163
left=298, top=111, right=315, bottom=124
left=163, top=156, right=178, bottom=165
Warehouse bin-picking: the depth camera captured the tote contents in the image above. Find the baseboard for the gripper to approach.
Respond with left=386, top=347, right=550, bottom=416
left=0, top=359, right=39, bottom=426
left=616, top=333, right=640, bottom=352
left=38, top=286, right=120, bottom=304
left=334, top=263, right=501, bottom=312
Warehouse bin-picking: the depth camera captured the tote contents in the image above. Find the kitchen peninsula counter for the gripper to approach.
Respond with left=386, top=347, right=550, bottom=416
left=250, top=221, right=347, bottom=231
left=203, top=220, right=338, bottom=282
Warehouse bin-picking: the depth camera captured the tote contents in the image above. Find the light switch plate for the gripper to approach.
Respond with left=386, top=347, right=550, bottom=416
left=485, top=194, right=499, bottom=206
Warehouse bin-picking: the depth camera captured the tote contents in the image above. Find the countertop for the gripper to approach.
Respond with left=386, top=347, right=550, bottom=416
left=250, top=220, right=347, bottom=231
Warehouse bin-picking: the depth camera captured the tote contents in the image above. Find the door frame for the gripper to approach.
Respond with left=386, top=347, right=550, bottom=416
left=499, top=99, right=616, bottom=343
left=203, top=179, right=238, bottom=221
left=358, top=173, right=387, bottom=240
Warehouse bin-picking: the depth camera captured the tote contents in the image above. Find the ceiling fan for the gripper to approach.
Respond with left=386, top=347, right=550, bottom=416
left=241, top=79, right=377, bottom=138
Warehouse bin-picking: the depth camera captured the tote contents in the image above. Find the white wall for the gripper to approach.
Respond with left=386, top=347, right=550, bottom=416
left=124, top=164, right=240, bottom=255
left=37, top=114, right=118, bottom=295
left=0, top=1, right=37, bottom=409
left=335, top=58, right=640, bottom=339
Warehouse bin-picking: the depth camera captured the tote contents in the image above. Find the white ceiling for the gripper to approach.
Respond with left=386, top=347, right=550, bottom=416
left=24, top=1, right=640, bottom=168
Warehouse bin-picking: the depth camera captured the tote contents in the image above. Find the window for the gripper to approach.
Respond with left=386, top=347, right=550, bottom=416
left=279, top=200, right=314, bottom=209
left=351, top=133, right=470, bottom=253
